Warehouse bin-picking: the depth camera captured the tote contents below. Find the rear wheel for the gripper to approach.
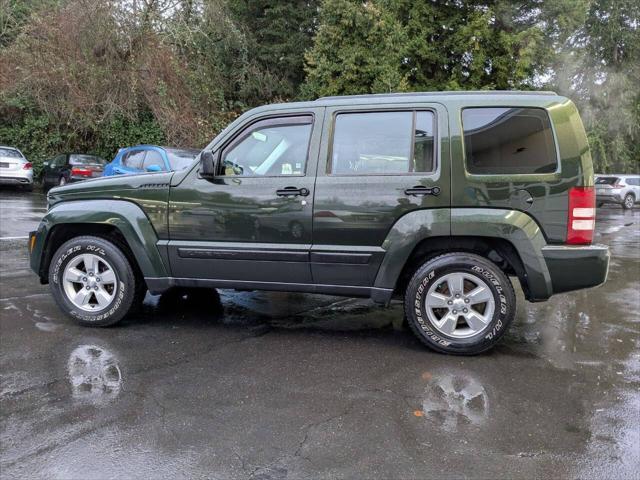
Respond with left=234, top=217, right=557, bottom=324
left=404, top=253, right=516, bottom=355
left=623, top=193, right=634, bottom=210
left=49, top=236, right=142, bottom=326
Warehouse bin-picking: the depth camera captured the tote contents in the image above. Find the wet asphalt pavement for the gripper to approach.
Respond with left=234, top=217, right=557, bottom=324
left=0, top=188, right=638, bottom=479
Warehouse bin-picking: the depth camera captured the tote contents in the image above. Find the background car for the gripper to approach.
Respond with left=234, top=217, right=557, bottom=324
left=104, top=145, right=200, bottom=176
left=0, top=146, right=33, bottom=191
left=595, top=174, right=640, bottom=209
left=42, top=153, right=107, bottom=188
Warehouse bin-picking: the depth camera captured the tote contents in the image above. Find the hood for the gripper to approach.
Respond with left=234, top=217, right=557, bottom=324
left=47, top=171, right=174, bottom=207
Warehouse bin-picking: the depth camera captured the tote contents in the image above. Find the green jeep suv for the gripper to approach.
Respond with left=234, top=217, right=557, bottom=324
left=29, top=91, right=610, bottom=354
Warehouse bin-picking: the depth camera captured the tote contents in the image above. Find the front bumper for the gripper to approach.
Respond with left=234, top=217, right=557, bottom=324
left=542, top=244, right=610, bottom=295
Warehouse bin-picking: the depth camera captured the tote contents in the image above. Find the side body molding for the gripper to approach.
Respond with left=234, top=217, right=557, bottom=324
left=34, top=200, right=168, bottom=279
left=450, top=208, right=553, bottom=300
left=373, top=208, right=451, bottom=290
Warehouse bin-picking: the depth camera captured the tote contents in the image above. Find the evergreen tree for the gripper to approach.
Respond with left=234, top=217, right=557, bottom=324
left=302, top=0, right=408, bottom=98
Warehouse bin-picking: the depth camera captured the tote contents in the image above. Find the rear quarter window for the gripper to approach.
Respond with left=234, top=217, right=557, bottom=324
left=462, top=107, right=557, bottom=175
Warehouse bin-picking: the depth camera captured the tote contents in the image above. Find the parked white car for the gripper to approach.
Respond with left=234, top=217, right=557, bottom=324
left=595, top=174, right=640, bottom=210
left=0, top=146, right=33, bottom=191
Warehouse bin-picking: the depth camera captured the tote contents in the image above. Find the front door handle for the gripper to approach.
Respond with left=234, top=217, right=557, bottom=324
left=276, top=186, right=310, bottom=197
left=404, top=185, right=441, bottom=197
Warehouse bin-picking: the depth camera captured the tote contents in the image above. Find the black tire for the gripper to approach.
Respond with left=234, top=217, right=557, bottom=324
left=623, top=193, right=634, bottom=210
left=404, top=253, right=516, bottom=355
left=22, top=183, right=34, bottom=192
left=48, top=236, right=139, bottom=326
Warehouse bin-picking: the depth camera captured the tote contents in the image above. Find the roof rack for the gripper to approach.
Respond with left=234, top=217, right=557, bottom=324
left=317, top=90, right=558, bottom=101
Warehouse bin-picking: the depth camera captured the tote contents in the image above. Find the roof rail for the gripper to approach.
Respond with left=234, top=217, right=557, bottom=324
left=316, top=90, right=558, bottom=101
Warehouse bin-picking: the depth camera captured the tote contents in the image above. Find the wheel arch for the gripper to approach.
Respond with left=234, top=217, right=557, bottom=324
left=35, top=200, right=169, bottom=283
left=373, top=208, right=553, bottom=302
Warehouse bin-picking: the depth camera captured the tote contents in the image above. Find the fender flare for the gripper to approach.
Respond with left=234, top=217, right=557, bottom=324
left=37, top=199, right=168, bottom=278
left=373, top=208, right=553, bottom=301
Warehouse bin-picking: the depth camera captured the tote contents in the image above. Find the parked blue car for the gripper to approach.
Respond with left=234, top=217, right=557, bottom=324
left=104, top=145, right=200, bottom=176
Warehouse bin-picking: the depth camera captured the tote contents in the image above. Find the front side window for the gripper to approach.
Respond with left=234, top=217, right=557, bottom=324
left=462, top=107, right=557, bottom=175
left=330, top=111, right=435, bottom=175
left=221, top=116, right=312, bottom=177
left=143, top=150, right=165, bottom=170
left=123, top=150, right=145, bottom=169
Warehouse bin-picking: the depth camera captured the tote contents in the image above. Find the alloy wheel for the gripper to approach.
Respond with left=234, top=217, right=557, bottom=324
left=62, top=254, right=118, bottom=312
left=424, top=272, right=495, bottom=338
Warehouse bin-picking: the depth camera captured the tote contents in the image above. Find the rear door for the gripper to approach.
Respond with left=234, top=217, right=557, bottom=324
left=312, top=103, right=450, bottom=286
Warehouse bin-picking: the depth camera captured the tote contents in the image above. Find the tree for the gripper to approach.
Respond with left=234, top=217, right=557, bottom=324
left=550, top=0, right=640, bottom=173
left=302, top=0, right=408, bottom=98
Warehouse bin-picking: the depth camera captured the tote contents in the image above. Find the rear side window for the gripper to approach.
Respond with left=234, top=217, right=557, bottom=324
left=626, top=177, right=640, bottom=186
left=330, top=111, right=435, bottom=175
left=462, top=107, right=557, bottom=175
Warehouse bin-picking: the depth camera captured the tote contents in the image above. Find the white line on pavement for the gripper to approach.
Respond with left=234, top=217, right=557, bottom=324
left=0, top=236, right=28, bottom=240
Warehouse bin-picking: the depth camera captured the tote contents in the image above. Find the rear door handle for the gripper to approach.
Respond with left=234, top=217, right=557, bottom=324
left=404, top=185, right=441, bottom=197
left=276, top=186, right=310, bottom=197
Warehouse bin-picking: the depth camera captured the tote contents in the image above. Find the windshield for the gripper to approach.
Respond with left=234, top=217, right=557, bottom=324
left=595, top=177, right=619, bottom=185
left=69, top=154, right=107, bottom=165
left=165, top=148, right=199, bottom=171
left=0, top=147, right=23, bottom=159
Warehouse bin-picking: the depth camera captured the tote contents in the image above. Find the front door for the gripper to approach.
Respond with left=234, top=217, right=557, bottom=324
left=168, top=109, right=323, bottom=284
left=311, top=104, right=451, bottom=286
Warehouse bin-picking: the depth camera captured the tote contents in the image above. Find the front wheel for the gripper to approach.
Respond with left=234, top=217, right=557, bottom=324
left=48, top=236, right=141, bottom=326
left=404, top=253, right=516, bottom=355
left=623, top=194, right=635, bottom=210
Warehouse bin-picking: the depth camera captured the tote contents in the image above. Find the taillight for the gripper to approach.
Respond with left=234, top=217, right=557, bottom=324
left=567, top=186, right=595, bottom=245
left=71, top=167, right=92, bottom=177
left=23, top=162, right=32, bottom=170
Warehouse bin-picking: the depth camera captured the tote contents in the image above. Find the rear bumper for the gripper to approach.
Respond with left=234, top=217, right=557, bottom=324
left=0, top=171, right=33, bottom=184
left=596, top=193, right=623, bottom=203
left=542, top=244, right=610, bottom=295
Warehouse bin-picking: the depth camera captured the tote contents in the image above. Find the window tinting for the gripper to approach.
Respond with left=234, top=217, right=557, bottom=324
left=0, top=148, right=22, bottom=158
left=626, top=177, right=640, bottom=186
left=596, top=177, right=619, bottom=185
left=222, top=117, right=312, bottom=177
left=462, top=107, right=557, bottom=175
left=331, top=111, right=435, bottom=174
left=413, top=112, right=435, bottom=173
left=143, top=151, right=165, bottom=170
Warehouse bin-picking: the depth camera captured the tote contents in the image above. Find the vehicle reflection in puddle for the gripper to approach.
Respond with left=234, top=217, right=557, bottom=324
left=67, top=344, right=122, bottom=404
left=418, top=371, right=488, bottom=432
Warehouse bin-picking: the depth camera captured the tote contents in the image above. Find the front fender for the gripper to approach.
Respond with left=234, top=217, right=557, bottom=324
left=31, top=200, right=169, bottom=279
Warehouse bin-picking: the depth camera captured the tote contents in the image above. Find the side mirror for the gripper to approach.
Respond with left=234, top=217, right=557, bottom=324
left=200, top=150, right=218, bottom=177
left=145, top=165, right=162, bottom=173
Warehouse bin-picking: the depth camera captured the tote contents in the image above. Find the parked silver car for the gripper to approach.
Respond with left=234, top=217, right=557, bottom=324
left=595, top=174, right=640, bottom=209
left=0, top=146, right=33, bottom=191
